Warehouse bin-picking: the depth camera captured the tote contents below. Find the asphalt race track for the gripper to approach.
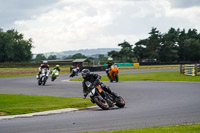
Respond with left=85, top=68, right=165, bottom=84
left=0, top=69, right=200, bottom=133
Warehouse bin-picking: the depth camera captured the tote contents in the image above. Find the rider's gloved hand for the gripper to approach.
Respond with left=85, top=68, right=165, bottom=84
left=93, top=80, right=100, bottom=86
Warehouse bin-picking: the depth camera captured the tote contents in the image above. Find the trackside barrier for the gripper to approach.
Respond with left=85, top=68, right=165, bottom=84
left=133, top=63, right=140, bottom=67
left=180, top=64, right=200, bottom=76
left=104, top=63, right=140, bottom=67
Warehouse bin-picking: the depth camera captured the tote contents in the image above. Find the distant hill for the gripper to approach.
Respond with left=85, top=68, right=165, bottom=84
left=38, top=48, right=120, bottom=59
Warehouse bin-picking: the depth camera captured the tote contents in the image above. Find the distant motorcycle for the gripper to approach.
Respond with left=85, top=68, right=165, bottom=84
left=84, top=81, right=125, bottom=110
left=70, top=67, right=79, bottom=77
left=107, top=64, right=119, bottom=82
left=38, top=68, right=49, bottom=85
left=50, top=69, right=59, bottom=81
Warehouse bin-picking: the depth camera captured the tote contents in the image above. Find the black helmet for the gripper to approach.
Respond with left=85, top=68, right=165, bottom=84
left=81, top=69, right=90, bottom=79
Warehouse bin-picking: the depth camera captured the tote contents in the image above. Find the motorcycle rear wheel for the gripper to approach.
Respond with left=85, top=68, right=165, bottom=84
left=94, top=97, right=110, bottom=110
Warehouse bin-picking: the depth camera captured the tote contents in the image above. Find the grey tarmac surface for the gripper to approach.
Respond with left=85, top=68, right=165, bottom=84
left=0, top=69, right=200, bottom=133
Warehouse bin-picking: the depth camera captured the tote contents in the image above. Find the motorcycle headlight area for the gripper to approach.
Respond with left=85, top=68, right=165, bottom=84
left=55, top=73, right=59, bottom=76
left=89, top=88, right=96, bottom=96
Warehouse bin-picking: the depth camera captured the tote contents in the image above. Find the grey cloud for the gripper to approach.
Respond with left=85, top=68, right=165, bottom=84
left=0, top=0, right=59, bottom=29
left=169, top=0, right=200, bottom=8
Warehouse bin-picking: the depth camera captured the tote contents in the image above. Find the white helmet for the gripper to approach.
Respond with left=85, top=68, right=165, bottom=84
left=43, top=60, right=48, bottom=64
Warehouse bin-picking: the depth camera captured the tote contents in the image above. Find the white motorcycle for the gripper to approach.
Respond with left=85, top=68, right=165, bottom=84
left=70, top=67, right=79, bottom=77
left=38, top=68, right=49, bottom=85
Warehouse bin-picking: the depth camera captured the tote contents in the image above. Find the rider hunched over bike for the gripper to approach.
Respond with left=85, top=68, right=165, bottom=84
left=37, top=60, right=50, bottom=79
left=81, top=69, right=119, bottom=100
left=106, top=57, right=114, bottom=77
left=52, top=65, right=60, bottom=72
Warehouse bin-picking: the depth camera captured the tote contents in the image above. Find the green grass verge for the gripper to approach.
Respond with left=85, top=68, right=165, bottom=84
left=0, top=94, right=94, bottom=116
left=119, top=64, right=179, bottom=70
left=0, top=66, right=70, bottom=78
left=0, top=65, right=179, bottom=78
left=84, top=124, right=200, bottom=133
left=71, top=71, right=200, bottom=82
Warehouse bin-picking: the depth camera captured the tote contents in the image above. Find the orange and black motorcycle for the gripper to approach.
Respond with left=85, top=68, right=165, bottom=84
left=107, top=64, right=119, bottom=82
left=84, top=81, right=125, bottom=110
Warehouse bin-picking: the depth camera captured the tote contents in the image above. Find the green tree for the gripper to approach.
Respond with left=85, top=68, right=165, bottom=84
left=182, top=38, right=200, bottom=61
left=118, top=40, right=134, bottom=62
left=133, top=39, right=148, bottom=62
left=98, top=54, right=107, bottom=64
left=71, top=53, right=87, bottom=59
left=177, top=28, right=200, bottom=61
left=35, top=54, right=46, bottom=62
left=159, top=28, right=179, bottom=62
left=0, top=29, right=33, bottom=62
left=48, top=55, right=57, bottom=60
left=108, top=50, right=121, bottom=62
left=0, top=30, right=12, bottom=62
left=145, top=27, right=161, bottom=61
left=177, top=29, right=188, bottom=61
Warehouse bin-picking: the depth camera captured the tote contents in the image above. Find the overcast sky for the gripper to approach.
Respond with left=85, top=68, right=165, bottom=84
left=1, top=0, right=200, bottom=54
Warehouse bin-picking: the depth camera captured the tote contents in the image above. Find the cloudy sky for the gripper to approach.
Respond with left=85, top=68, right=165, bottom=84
left=1, top=0, right=200, bottom=54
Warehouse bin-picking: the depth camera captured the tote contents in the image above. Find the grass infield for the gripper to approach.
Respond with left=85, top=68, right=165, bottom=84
left=84, top=124, right=200, bottom=133
left=71, top=71, right=200, bottom=82
left=0, top=94, right=94, bottom=116
left=0, top=66, right=70, bottom=78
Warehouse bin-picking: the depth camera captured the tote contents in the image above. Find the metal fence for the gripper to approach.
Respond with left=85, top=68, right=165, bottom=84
left=180, top=64, right=200, bottom=76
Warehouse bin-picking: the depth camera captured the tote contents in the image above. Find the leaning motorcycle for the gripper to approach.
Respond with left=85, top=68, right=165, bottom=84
left=84, top=81, right=125, bottom=110
left=38, top=68, right=48, bottom=85
left=70, top=68, right=79, bottom=77
left=50, top=69, right=59, bottom=81
left=107, top=64, right=119, bottom=82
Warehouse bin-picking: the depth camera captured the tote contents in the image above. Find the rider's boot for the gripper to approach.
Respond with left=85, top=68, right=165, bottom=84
left=90, top=96, right=95, bottom=103
left=101, top=84, right=120, bottom=100
left=110, top=91, right=120, bottom=100
left=37, top=74, right=40, bottom=79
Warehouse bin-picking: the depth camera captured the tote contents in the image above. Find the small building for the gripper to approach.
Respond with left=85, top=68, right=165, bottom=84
left=72, top=58, right=91, bottom=69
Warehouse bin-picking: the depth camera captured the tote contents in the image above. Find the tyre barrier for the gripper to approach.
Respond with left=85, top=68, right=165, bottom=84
left=180, top=64, right=200, bottom=76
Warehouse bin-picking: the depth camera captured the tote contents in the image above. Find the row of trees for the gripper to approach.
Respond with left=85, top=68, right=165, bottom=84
left=0, top=29, right=33, bottom=62
left=1, top=27, right=200, bottom=63
left=34, top=54, right=57, bottom=62
left=108, top=28, right=200, bottom=63
left=34, top=53, right=88, bottom=62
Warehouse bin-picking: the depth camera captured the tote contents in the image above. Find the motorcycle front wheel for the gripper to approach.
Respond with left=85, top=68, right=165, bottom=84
left=115, top=96, right=125, bottom=108
left=115, top=74, right=119, bottom=82
left=51, top=76, right=56, bottom=81
left=94, top=97, right=110, bottom=110
left=42, top=77, right=46, bottom=85
left=38, top=79, right=42, bottom=85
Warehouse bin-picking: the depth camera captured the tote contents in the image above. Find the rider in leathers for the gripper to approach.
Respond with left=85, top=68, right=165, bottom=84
left=81, top=69, right=119, bottom=100
left=37, top=60, right=50, bottom=79
left=106, top=57, right=114, bottom=77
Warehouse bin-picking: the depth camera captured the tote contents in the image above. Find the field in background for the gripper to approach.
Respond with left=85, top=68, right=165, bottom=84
left=0, top=65, right=71, bottom=78
left=119, top=64, right=179, bottom=70
left=0, top=65, right=179, bottom=78
left=71, top=71, right=200, bottom=82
